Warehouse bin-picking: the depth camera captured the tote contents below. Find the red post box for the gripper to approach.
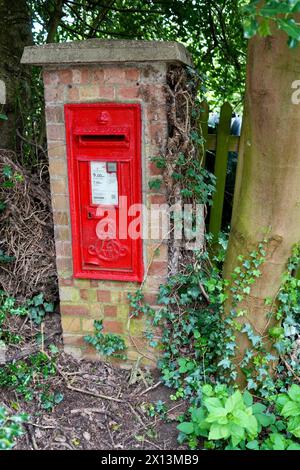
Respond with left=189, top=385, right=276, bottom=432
left=64, top=103, right=143, bottom=282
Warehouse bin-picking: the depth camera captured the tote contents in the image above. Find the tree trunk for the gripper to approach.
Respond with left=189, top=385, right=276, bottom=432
left=0, top=0, right=32, bottom=151
left=223, top=28, right=300, bottom=383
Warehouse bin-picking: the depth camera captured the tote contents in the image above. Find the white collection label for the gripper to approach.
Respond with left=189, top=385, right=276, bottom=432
left=90, top=161, right=118, bottom=205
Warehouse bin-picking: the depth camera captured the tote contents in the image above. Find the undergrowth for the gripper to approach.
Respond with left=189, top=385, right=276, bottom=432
left=128, top=238, right=300, bottom=450
left=0, top=290, right=63, bottom=447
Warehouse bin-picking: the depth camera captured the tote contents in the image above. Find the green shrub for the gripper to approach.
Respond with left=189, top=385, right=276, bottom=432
left=177, top=384, right=300, bottom=450
left=275, top=384, right=300, bottom=438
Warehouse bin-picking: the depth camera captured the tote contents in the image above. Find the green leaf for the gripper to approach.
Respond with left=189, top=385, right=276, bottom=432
left=246, top=415, right=258, bottom=437
left=255, top=412, right=275, bottom=427
left=206, top=408, right=228, bottom=424
left=243, top=390, right=253, bottom=407
left=287, top=416, right=300, bottom=438
left=260, top=5, right=291, bottom=16
left=246, top=440, right=259, bottom=450
left=202, top=384, right=213, bottom=397
left=271, top=433, right=286, bottom=451
left=54, top=392, right=64, bottom=404
left=288, top=384, right=300, bottom=402
left=33, top=293, right=44, bottom=306
left=287, top=442, right=300, bottom=450
left=148, top=179, right=162, bottom=190
left=177, top=422, right=194, bottom=435
left=44, top=302, right=54, bottom=313
left=0, top=114, right=8, bottom=121
left=278, top=18, right=300, bottom=41
left=3, top=165, right=12, bottom=178
left=281, top=400, right=300, bottom=418
left=243, top=18, right=259, bottom=39
left=276, top=393, right=290, bottom=410
left=208, top=423, right=230, bottom=440
left=204, top=397, right=223, bottom=413
left=252, top=403, right=266, bottom=414
left=258, top=19, right=271, bottom=37
left=225, top=390, right=244, bottom=413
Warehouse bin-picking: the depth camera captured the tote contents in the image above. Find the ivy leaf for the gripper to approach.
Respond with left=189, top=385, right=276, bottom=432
left=243, top=18, right=259, bottom=39
left=3, top=165, right=12, bottom=178
left=243, top=390, right=253, bottom=407
left=278, top=18, right=300, bottom=41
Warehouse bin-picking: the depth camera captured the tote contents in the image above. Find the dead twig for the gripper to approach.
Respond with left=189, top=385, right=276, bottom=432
left=139, top=381, right=162, bottom=396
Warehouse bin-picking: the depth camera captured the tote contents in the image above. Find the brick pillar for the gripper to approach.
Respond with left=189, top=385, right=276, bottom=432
left=21, top=40, right=192, bottom=367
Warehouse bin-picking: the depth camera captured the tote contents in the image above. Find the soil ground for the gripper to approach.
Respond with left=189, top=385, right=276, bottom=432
left=1, top=312, right=186, bottom=450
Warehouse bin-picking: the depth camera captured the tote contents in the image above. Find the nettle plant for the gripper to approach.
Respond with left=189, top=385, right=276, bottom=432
left=177, top=383, right=300, bottom=450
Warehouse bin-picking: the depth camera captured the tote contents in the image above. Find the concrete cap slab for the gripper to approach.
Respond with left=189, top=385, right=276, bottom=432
left=21, top=39, right=192, bottom=67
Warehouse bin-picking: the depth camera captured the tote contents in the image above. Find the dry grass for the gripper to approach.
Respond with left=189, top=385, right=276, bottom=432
left=0, top=150, right=57, bottom=301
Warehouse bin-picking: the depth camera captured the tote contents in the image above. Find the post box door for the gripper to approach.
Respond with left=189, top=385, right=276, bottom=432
left=64, top=103, right=143, bottom=282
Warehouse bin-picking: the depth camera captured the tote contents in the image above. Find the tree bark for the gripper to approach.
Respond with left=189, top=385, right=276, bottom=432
left=0, top=0, right=32, bottom=151
left=223, top=28, right=300, bottom=383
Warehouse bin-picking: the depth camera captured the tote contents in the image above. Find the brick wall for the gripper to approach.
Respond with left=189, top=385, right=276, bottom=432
left=43, top=63, right=169, bottom=367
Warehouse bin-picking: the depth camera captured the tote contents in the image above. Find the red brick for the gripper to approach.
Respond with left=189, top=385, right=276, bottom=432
left=149, top=123, right=166, bottom=145
left=80, top=289, right=89, bottom=301
left=103, top=320, right=124, bottom=334
left=43, top=71, right=59, bottom=86
left=97, top=290, right=111, bottom=302
left=44, top=85, right=65, bottom=103
left=150, top=194, right=167, bottom=205
left=118, top=86, right=139, bottom=99
left=143, top=292, right=158, bottom=305
left=104, top=67, right=125, bottom=83
left=61, top=305, right=89, bottom=316
left=125, top=68, right=140, bottom=81
left=98, top=86, right=115, bottom=99
left=149, top=261, right=168, bottom=276
left=149, top=161, right=163, bottom=176
left=67, top=86, right=79, bottom=101
left=91, top=69, right=104, bottom=82
left=72, top=68, right=90, bottom=84
left=90, top=280, right=99, bottom=288
left=104, top=305, right=117, bottom=317
left=57, top=69, right=72, bottom=84
left=63, top=335, right=85, bottom=347
left=59, top=278, right=74, bottom=287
